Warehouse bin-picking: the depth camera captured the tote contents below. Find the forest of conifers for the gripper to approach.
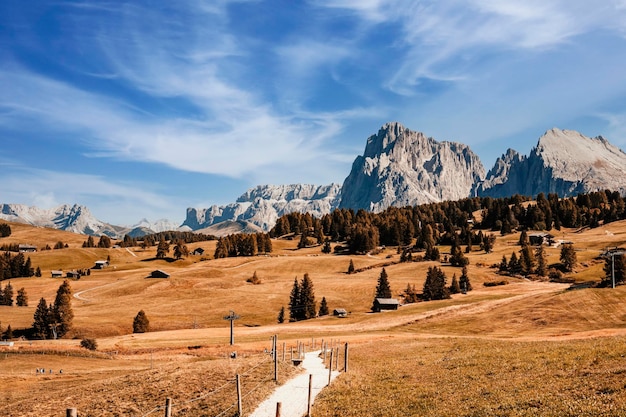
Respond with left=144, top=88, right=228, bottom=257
left=270, top=191, right=626, bottom=254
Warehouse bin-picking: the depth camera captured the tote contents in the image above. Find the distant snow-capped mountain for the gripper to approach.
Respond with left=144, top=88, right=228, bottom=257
left=0, top=203, right=185, bottom=238
left=182, top=183, right=341, bottom=232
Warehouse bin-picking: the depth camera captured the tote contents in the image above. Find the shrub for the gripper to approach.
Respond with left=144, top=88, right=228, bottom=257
left=483, top=280, right=509, bottom=287
left=80, top=338, right=97, bottom=351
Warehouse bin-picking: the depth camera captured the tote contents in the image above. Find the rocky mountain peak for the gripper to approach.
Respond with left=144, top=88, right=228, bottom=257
left=339, top=123, right=486, bottom=211
left=478, top=128, right=626, bottom=198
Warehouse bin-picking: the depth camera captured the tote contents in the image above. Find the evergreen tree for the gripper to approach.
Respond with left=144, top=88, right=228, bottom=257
left=2, top=281, right=13, bottom=306
left=449, top=273, right=460, bottom=294
left=518, top=230, right=529, bottom=246
left=4, top=324, right=12, bottom=340
left=535, top=245, right=548, bottom=277
left=321, top=239, right=331, bottom=254
left=288, top=278, right=301, bottom=322
left=372, top=268, right=393, bottom=310
left=277, top=306, right=285, bottom=324
left=299, top=273, right=317, bottom=319
left=459, top=266, right=473, bottom=292
left=519, top=244, right=535, bottom=276
left=449, top=242, right=469, bottom=267
left=133, top=310, right=150, bottom=333
left=508, top=252, right=522, bottom=275
left=422, top=266, right=450, bottom=301
left=347, top=259, right=355, bottom=274
left=499, top=255, right=508, bottom=272
left=560, top=243, right=577, bottom=272
left=52, top=280, right=73, bottom=338
left=32, top=297, right=50, bottom=339
left=318, top=297, right=329, bottom=316
left=35, top=266, right=42, bottom=277
left=482, top=234, right=496, bottom=253
left=16, top=287, right=28, bottom=306
left=0, top=223, right=11, bottom=237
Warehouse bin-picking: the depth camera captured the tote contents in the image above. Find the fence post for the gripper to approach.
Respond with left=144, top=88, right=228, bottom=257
left=164, top=398, right=172, bottom=417
left=66, top=408, right=77, bottom=417
left=275, top=402, right=282, bottom=417
left=307, top=374, right=313, bottom=417
left=274, top=336, right=278, bottom=382
left=344, top=342, right=349, bottom=373
left=328, top=349, right=334, bottom=386
left=236, top=374, right=243, bottom=417
left=282, top=342, right=286, bottom=362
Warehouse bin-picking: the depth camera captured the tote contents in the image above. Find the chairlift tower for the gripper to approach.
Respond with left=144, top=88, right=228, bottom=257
left=223, top=310, right=240, bottom=345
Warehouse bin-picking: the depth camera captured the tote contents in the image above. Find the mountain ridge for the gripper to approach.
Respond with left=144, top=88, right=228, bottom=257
left=3, top=123, right=625, bottom=237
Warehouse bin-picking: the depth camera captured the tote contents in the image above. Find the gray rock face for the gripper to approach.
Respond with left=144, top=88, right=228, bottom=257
left=477, top=128, right=626, bottom=198
left=183, top=183, right=341, bottom=232
left=339, top=122, right=486, bottom=211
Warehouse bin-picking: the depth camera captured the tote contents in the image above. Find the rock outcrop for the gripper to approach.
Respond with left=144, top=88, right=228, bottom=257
left=339, top=122, right=486, bottom=211
left=182, top=183, right=341, bottom=232
left=477, top=128, right=626, bottom=198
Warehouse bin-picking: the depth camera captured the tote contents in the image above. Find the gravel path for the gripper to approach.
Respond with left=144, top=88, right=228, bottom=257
left=249, top=350, right=339, bottom=417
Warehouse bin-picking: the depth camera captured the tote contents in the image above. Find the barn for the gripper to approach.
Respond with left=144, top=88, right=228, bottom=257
left=372, top=298, right=399, bottom=312
left=149, top=270, right=170, bottom=279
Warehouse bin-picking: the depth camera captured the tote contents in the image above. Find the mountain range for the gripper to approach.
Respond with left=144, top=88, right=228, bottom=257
left=2, top=122, right=626, bottom=237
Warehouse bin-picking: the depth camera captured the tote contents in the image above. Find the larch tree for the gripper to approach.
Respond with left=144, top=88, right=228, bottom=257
left=560, top=243, right=577, bottom=272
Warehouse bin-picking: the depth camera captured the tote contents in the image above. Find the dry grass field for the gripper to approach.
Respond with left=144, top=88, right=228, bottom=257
left=1, top=220, right=626, bottom=416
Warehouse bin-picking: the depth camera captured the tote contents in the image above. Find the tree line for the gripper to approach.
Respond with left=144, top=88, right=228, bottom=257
left=270, top=190, right=626, bottom=254
left=0, top=251, right=37, bottom=281
left=214, top=233, right=272, bottom=258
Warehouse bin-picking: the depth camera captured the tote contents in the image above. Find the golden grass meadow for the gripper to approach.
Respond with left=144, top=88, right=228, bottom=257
left=1, top=220, right=626, bottom=416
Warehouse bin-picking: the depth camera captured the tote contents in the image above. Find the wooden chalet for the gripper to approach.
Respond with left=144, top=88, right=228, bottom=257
left=372, top=298, right=399, bottom=312
left=51, top=270, right=63, bottom=278
left=149, top=270, right=170, bottom=279
left=333, top=308, right=348, bottom=317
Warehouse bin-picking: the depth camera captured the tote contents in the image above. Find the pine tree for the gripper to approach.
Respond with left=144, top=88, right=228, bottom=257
left=16, top=287, right=28, bottom=306
left=449, top=273, right=460, bottom=294
left=519, top=244, right=535, bottom=276
left=450, top=242, right=469, bottom=267
left=499, top=255, right=508, bottom=272
left=4, top=324, right=12, bottom=340
left=288, top=277, right=301, bottom=322
left=32, top=297, right=50, bottom=339
left=299, top=273, right=317, bottom=319
left=459, top=266, right=472, bottom=292
left=321, top=239, right=331, bottom=254
left=518, top=230, right=529, bottom=246
left=133, top=310, right=150, bottom=333
left=52, top=280, right=73, bottom=338
left=173, top=240, right=189, bottom=259
left=372, top=268, right=393, bottom=310
left=423, top=266, right=450, bottom=301
left=277, top=306, right=285, bottom=324
left=560, top=243, right=577, bottom=272
left=2, top=282, right=13, bottom=306
left=508, top=252, right=521, bottom=275
left=318, top=297, right=329, bottom=316
left=347, top=259, right=355, bottom=274
left=535, top=245, right=548, bottom=277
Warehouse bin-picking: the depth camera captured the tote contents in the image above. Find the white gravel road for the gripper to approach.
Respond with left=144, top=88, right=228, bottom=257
left=248, top=350, right=340, bottom=417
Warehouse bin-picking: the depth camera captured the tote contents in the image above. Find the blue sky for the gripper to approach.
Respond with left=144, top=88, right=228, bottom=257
left=2, top=0, right=626, bottom=226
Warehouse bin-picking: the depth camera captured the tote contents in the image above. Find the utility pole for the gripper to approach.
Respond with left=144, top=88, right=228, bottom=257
left=223, top=310, right=240, bottom=345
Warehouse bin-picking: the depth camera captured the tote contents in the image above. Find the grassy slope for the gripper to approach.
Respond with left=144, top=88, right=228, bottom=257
left=1, top=220, right=626, bottom=416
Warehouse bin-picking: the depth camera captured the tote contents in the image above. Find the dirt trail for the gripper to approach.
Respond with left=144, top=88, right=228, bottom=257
left=248, top=350, right=339, bottom=417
